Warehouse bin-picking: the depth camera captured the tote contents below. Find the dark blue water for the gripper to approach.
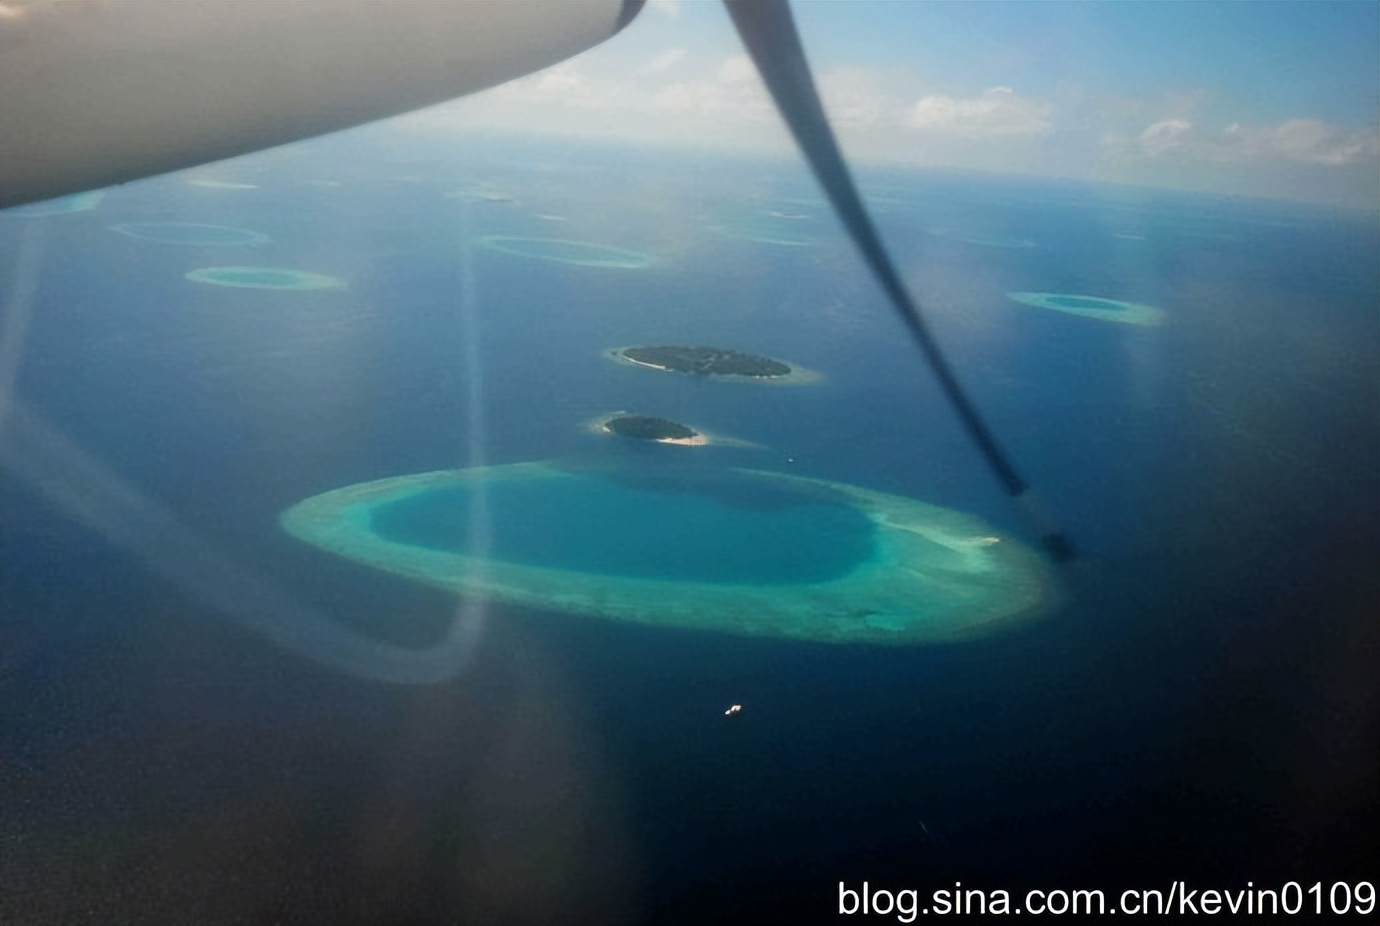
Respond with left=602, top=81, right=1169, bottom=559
left=369, top=471, right=875, bottom=584
left=2, top=134, right=1376, bottom=924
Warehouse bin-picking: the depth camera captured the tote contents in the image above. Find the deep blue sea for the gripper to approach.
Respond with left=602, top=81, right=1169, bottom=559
left=2, top=132, right=1376, bottom=924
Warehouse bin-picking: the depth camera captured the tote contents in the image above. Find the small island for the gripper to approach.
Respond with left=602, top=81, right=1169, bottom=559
left=620, top=345, right=792, bottom=378
left=585, top=412, right=761, bottom=449
left=603, top=415, right=702, bottom=444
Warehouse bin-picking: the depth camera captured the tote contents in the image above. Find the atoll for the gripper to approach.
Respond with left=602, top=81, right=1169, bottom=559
left=185, top=266, right=346, bottom=290
left=281, top=462, right=1054, bottom=645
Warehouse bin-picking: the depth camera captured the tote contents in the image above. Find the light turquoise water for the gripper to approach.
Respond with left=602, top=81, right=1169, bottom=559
left=368, top=470, right=876, bottom=584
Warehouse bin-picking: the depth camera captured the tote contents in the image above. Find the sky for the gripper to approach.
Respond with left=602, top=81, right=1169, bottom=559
left=396, top=0, right=1380, bottom=208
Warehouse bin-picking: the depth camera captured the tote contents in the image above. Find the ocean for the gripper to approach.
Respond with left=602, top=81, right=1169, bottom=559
left=2, top=130, right=1376, bottom=924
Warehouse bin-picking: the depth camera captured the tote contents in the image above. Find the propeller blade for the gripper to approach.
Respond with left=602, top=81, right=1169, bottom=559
left=724, top=0, right=1076, bottom=563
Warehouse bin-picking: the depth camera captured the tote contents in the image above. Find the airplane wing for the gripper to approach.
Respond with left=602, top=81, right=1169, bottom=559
left=0, top=0, right=643, bottom=208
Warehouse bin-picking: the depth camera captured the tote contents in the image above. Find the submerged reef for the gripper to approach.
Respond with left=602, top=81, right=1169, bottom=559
left=1008, top=291, right=1164, bottom=326
left=619, top=345, right=792, bottom=378
left=604, top=415, right=700, bottom=443
left=110, top=222, right=270, bottom=246
left=714, top=213, right=816, bottom=247
left=186, top=179, right=257, bottom=190
left=930, top=229, right=1036, bottom=249
left=281, top=462, right=1053, bottom=645
left=3, top=190, right=105, bottom=217
left=478, top=236, right=653, bottom=269
left=185, top=266, right=346, bottom=290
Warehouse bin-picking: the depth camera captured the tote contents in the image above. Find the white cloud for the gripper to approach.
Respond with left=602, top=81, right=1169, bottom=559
left=637, top=48, right=686, bottom=77
left=1221, top=119, right=1379, bottom=165
left=488, top=63, right=590, bottom=105
left=399, top=56, right=1069, bottom=173
left=716, top=54, right=757, bottom=85
left=1138, top=118, right=1193, bottom=156
left=392, top=51, right=786, bottom=153
left=647, top=0, right=681, bottom=18
left=614, top=53, right=776, bottom=122
left=818, top=67, right=907, bottom=129
left=1127, top=116, right=1379, bottom=166
left=654, top=80, right=731, bottom=117
left=906, top=86, right=1052, bottom=138
left=648, top=54, right=773, bottom=120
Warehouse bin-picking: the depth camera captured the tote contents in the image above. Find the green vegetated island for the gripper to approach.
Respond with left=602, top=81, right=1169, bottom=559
left=604, top=415, right=701, bottom=443
left=614, top=345, right=820, bottom=384
left=587, top=412, right=758, bottom=449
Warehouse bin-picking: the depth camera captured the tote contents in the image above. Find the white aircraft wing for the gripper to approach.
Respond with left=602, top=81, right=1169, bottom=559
left=0, top=0, right=642, bottom=208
